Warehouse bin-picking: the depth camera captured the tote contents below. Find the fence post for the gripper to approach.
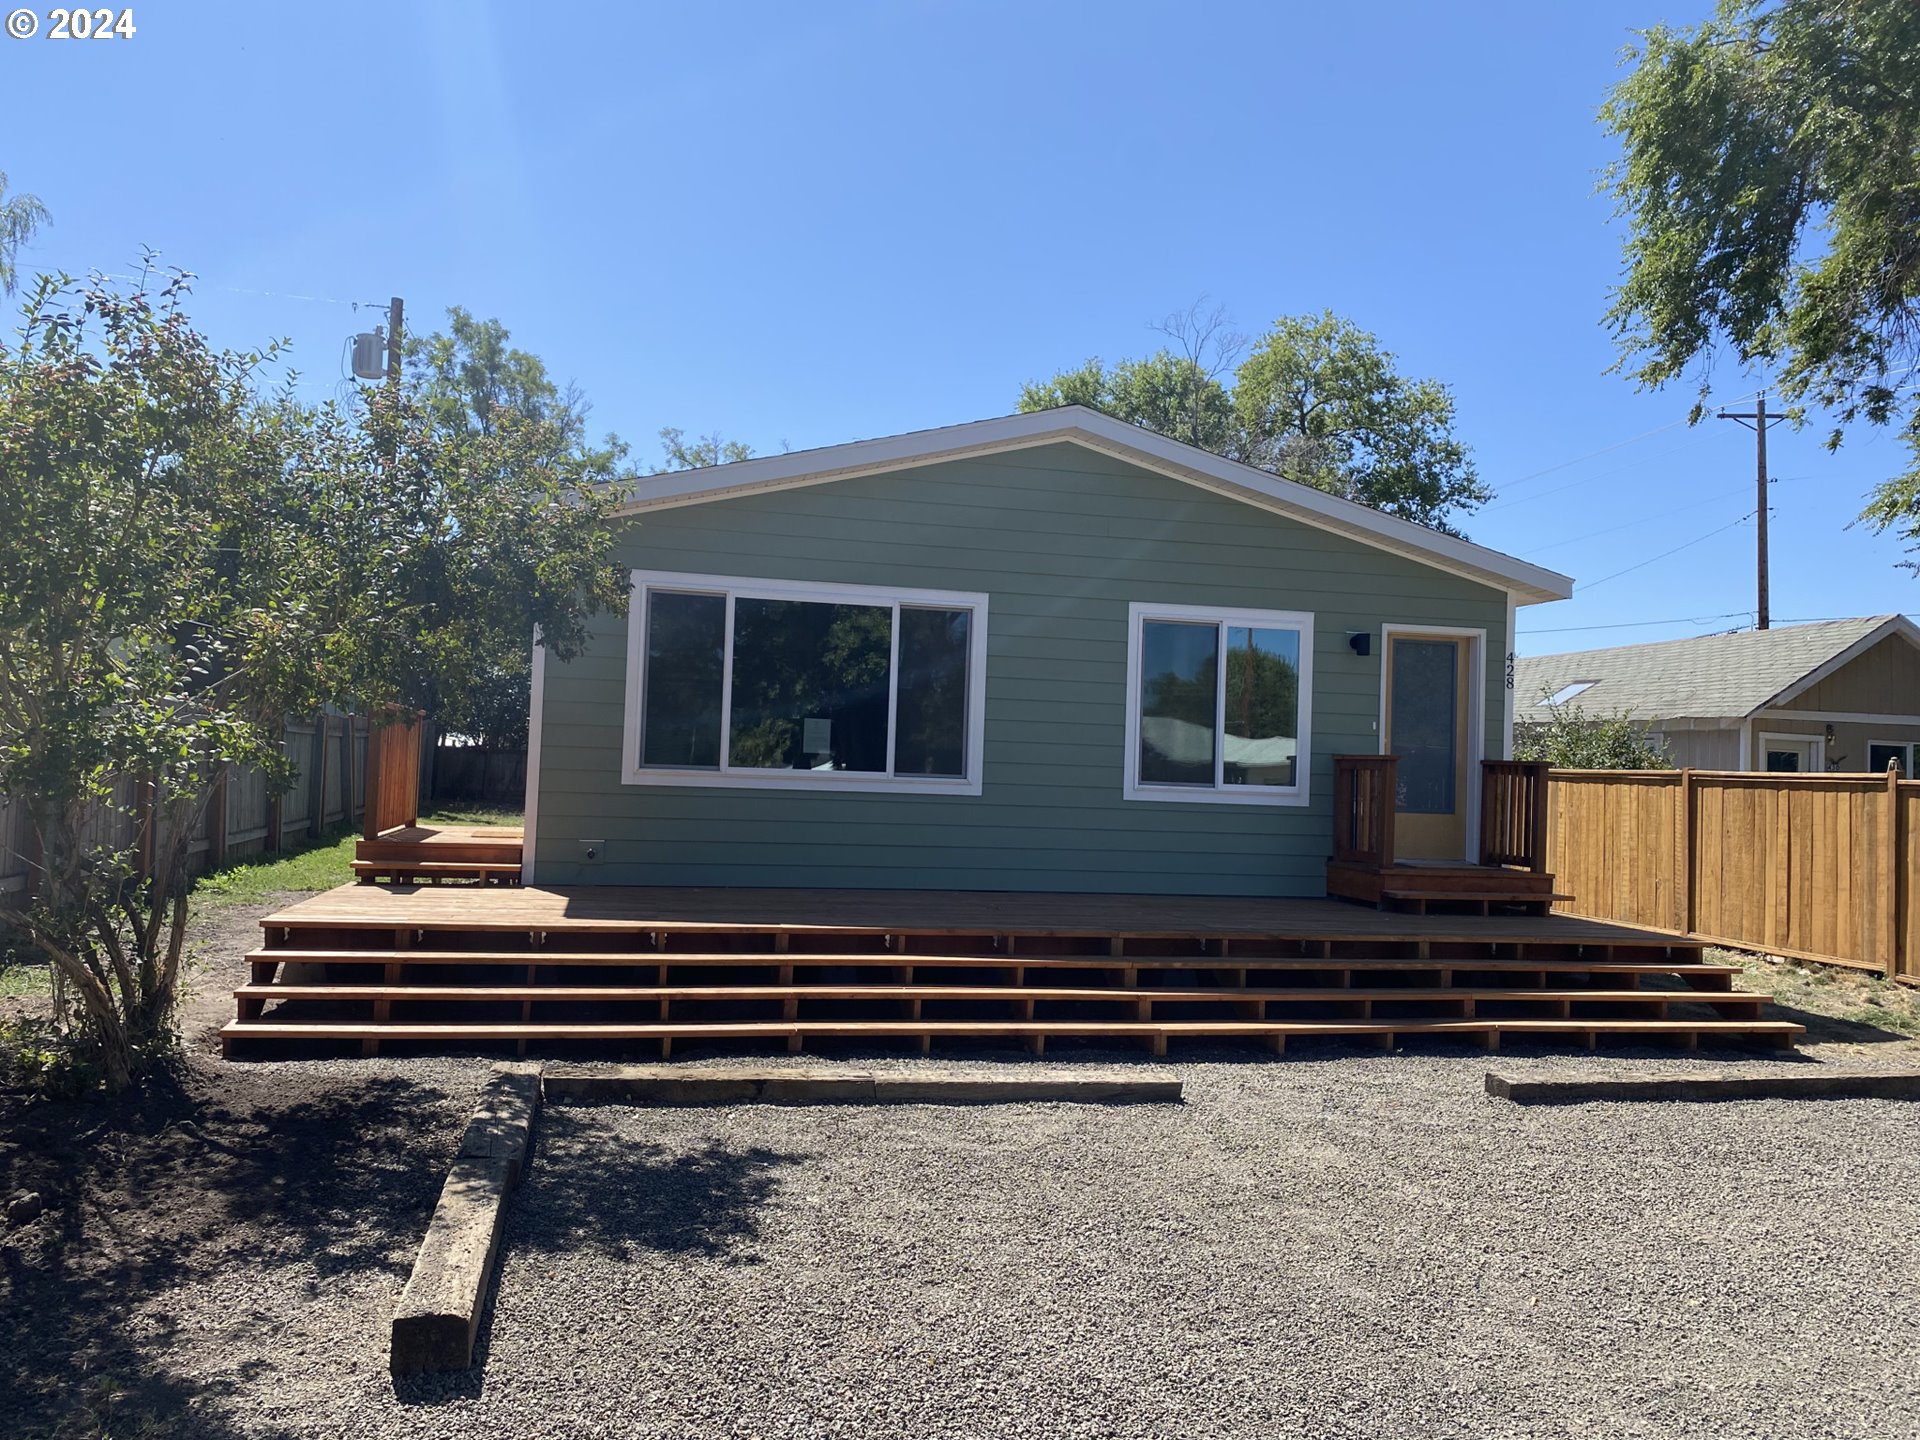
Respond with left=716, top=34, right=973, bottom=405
left=1884, top=763, right=1902, bottom=979
left=1678, top=769, right=1695, bottom=937
left=307, top=719, right=327, bottom=840
left=208, top=765, right=230, bottom=869
left=340, top=720, right=355, bottom=833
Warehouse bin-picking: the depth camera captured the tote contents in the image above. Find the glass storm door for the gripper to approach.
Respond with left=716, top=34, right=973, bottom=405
left=1384, top=634, right=1473, bottom=862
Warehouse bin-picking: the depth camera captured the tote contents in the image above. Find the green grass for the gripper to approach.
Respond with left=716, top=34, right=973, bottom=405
left=190, top=806, right=524, bottom=905
left=0, top=960, right=53, bottom=999
left=1726, top=948, right=1920, bottom=1045
left=418, top=803, right=523, bottom=828
left=192, top=825, right=359, bottom=904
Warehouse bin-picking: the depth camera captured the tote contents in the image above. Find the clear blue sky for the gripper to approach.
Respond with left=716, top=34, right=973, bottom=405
left=7, top=0, right=1914, bottom=654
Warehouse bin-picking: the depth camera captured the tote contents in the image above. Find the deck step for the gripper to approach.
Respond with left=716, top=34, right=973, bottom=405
left=234, top=983, right=1764, bottom=1011
left=245, top=948, right=1731, bottom=977
left=1382, top=889, right=1574, bottom=904
left=218, top=1015, right=1805, bottom=1055
left=351, top=861, right=523, bottom=875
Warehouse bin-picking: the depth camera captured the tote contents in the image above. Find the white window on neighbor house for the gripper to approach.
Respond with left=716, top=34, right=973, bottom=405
left=1123, top=601, right=1314, bottom=806
left=1869, top=741, right=1914, bottom=776
left=622, top=571, right=989, bottom=794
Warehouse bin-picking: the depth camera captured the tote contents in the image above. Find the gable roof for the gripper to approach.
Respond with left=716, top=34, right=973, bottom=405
left=1513, top=615, right=1920, bottom=725
left=610, top=406, right=1574, bottom=605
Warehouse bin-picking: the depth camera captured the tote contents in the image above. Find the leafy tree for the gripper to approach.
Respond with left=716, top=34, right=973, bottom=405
left=1233, top=313, right=1488, bottom=533
left=399, top=309, right=634, bottom=744
left=1020, top=353, right=1238, bottom=455
left=287, top=383, right=630, bottom=748
left=656, top=426, right=753, bottom=471
left=1600, top=1, right=1920, bottom=556
left=1021, top=308, right=1489, bottom=534
left=0, top=171, right=49, bottom=295
left=0, top=273, right=313, bottom=1089
left=0, top=273, right=631, bottom=1090
left=1514, top=701, right=1672, bottom=770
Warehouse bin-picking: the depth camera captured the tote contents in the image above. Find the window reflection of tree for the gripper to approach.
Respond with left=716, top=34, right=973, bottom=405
left=895, top=608, right=970, bottom=776
left=642, top=592, right=725, bottom=768
left=728, top=600, right=893, bottom=771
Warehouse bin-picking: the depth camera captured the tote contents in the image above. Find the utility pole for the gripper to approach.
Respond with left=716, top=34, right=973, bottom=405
left=1716, top=391, right=1786, bottom=630
left=385, top=296, right=404, bottom=390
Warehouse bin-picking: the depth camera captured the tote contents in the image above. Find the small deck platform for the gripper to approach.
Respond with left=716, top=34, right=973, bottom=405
left=220, top=886, right=1801, bottom=1059
left=352, top=824, right=523, bottom=886
left=1324, top=860, right=1566, bottom=916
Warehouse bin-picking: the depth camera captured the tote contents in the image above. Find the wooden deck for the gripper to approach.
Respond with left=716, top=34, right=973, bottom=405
left=351, top=824, right=523, bottom=885
left=220, top=885, right=1802, bottom=1059
left=258, top=884, right=1674, bottom=943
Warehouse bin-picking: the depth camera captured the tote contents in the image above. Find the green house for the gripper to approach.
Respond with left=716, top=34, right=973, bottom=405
left=524, top=407, right=1571, bottom=896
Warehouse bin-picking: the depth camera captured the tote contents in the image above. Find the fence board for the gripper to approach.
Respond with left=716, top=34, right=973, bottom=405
left=0, top=713, right=372, bottom=898
left=1550, top=768, right=1919, bottom=978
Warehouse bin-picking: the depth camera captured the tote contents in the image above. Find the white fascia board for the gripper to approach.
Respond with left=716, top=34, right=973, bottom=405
left=608, top=407, right=1575, bottom=607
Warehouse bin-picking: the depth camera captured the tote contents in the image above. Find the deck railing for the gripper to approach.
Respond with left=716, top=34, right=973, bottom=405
left=362, top=710, right=423, bottom=840
left=1332, top=755, right=1399, bottom=868
left=1479, top=760, right=1550, bottom=871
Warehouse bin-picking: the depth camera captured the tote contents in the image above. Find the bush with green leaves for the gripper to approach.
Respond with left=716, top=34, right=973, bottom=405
left=1514, top=701, right=1673, bottom=771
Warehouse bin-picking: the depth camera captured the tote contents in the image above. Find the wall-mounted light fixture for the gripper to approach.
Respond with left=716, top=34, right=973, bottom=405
left=1348, top=632, right=1372, bottom=657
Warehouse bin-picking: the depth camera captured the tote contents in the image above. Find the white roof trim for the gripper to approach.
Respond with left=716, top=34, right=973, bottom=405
left=609, top=407, right=1574, bottom=606
left=1761, top=615, right=1920, bottom=711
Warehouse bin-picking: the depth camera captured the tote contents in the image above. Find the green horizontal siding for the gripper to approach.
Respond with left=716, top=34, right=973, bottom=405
left=533, top=442, right=1513, bottom=896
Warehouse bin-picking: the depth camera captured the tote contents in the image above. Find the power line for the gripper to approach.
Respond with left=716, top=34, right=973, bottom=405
left=1524, top=474, right=1809, bottom=555
left=1579, top=511, right=1758, bottom=591
left=1483, top=431, right=1716, bottom=513
left=1519, top=610, right=1753, bottom=637
left=1490, top=389, right=1760, bottom=497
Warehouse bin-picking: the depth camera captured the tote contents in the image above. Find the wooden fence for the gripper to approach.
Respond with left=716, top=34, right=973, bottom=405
left=0, top=713, right=383, bottom=899
left=428, top=741, right=526, bottom=807
left=1546, top=768, right=1919, bottom=981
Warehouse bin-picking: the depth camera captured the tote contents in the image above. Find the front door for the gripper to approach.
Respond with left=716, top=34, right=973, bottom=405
left=1383, top=632, right=1475, bottom=862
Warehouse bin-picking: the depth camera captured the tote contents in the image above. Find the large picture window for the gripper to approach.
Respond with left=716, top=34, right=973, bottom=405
left=1124, top=602, right=1314, bottom=805
left=623, top=572, right=989, bottom=794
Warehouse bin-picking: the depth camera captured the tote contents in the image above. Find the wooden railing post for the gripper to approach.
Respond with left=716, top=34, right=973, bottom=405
left=1526, top=763, right=1548, bottom=873
left=1884, top=762, right=1901, bottom=979
left=1678, top=769, right=1695, bottom=936
left=1379, top=758, right=1398, bottom=868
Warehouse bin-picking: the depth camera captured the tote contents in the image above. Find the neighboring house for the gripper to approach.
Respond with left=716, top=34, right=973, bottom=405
left=1514, top=615, right=1920, bottom=774
left=525, top=407, right=1572, bottom=894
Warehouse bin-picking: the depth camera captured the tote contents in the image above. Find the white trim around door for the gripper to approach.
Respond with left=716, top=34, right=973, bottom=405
left=1378, top=623, right=1488, bottom=862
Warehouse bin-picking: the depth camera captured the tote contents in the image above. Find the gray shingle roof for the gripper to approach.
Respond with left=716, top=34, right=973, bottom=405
left=1513, top=616, right=1909, bottom=725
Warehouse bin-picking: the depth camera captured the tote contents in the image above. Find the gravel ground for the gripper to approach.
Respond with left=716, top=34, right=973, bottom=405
left=72, top=1050, right=1913, bottom=1440
left=6, top=899, right=1919, bottom=1440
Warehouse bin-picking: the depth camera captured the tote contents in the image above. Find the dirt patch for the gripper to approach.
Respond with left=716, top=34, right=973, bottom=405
left=0, top=898, right=488, bottom=1440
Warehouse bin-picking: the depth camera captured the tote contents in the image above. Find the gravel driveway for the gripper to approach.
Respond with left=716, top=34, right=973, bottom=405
left=114, top=1051, right=1917, bottom=1440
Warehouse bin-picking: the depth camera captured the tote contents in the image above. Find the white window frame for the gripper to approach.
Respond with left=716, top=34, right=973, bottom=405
left=1867, top=739, right=1913, bottom=775
left=622, top=570, right=989, bottom=795
left=1123, top=601, right=1314, bottom=807
left=1756, top=731, right=1825, bottom=774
